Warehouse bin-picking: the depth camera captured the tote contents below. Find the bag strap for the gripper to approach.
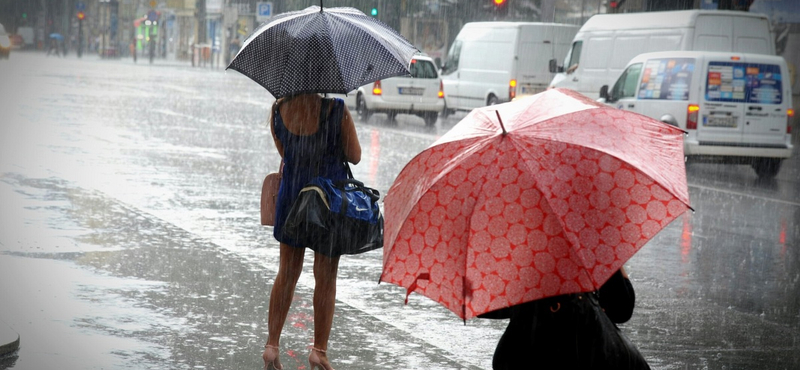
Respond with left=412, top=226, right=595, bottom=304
left=313, top=98, right=331, bottom=177
left=334, top=179, right=380, bottom=201
left=318, top=98, right=331, bottom=129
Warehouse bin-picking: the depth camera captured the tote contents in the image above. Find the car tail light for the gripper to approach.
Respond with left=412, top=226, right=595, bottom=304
left=372, top=80, right=382, bottom=96
left=687, top=104, right=699, bottom=130
left=788, top=108, right=795, bottom=134
left=438, top=80, right=444, bottom=99
left=509, top=79, right=517, bottom=100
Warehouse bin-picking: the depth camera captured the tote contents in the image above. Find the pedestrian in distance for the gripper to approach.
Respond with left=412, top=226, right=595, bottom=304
left=46, top=38, right=60, bottom=57
left=480, top=267, right=651, bottom=370
left=148, top=39, right=155, bottom=64
left=262, top=93, right=361, bottom=370
left=130, top=37, right=137, bottom=63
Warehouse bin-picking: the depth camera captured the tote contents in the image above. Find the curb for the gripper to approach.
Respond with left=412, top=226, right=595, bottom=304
left=0, top=321, right=19, bottom=356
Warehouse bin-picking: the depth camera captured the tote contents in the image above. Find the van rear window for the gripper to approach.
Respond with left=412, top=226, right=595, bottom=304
left=638, top=58, right=694, bottom=101
left=705, top=62, right=782, bottom=104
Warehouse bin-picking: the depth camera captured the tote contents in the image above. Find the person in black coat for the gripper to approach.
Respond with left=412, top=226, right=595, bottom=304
left=479, top=267, right=650, bottom=370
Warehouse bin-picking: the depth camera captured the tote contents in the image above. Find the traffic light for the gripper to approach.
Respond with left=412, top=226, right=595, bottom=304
left=492, top=0, right=509, bottom=17
left=371, top=7, right=378, bottom=16
left=77, top=11, right=85, bottom=20
left=609, top=0, right=626, bottom=11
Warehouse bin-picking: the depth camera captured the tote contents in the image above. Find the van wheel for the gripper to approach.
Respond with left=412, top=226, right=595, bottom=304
left=487, top=95, right=499, bottom=106
left=423, top=112, right=438, bottom=127
left=751, top=158, right=782, bottom=178
left=356, top=93, right=371, bottom=122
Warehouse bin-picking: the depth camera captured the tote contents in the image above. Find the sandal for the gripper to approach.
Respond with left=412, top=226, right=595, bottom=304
left=263, top=344, right=283, bottom=370
left=308, top=346, right=334, bottom=370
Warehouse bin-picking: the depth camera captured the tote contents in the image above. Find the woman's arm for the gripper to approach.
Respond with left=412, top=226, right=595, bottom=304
left=269, top=100, right=284, bottom=158
left=340, top=106, right=361, bottom=164
left=598, top=267, right=635, bottom=323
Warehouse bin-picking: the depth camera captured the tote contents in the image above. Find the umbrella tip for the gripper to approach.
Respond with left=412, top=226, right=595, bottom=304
left=495, top=110, right=507, bottom=136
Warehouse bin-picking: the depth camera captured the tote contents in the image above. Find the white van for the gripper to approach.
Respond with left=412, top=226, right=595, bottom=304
left=599, top=51, right=794, bottom=178
left=441, top=22, right=579, bottom=115
left=549, top=10, right=775, bottom=99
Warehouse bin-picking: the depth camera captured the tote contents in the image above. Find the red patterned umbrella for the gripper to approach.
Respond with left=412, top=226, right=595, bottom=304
left=380, top=88, right=691, bottom=320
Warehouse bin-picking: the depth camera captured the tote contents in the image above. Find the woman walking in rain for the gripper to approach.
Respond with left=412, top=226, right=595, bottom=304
left=262, top=93, right=361, bottom=370
left=225, top=5, right=415, bottom=367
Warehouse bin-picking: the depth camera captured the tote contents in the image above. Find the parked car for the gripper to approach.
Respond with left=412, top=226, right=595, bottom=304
left=549, top=10, right=775, bottom=99
left=0, top=23, right=11, bottom=59
left=599, top=51, right=794, bottom=178
left=343, top=54, right=444, bottom=127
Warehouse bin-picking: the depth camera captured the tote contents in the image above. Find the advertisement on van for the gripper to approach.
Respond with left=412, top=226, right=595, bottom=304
left=751, top=0, right=800, bottom=93
left=639, top=58, right=694, bottom=100
left=704, top=62, right=783, bottom=104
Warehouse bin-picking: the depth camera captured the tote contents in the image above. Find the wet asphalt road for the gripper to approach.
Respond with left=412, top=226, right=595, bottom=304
left=0, top=52, right=799, bottom=370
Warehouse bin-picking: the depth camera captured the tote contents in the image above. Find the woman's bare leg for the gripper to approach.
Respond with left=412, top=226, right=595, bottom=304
left=309, top=252, right=340, bottom=369
left=266, top=243, right=305, bottom=346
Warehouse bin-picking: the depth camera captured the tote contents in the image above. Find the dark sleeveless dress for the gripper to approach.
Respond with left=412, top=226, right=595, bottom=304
left=272, top=98, right=349, bottom=248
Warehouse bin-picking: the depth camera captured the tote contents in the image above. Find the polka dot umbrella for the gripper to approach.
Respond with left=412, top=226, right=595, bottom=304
left=226, top=4, right=418, bottom=98
left=380, top=88, right=692, bottom=320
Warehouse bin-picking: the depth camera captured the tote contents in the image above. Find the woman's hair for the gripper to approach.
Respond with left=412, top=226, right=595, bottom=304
left=268, top=93, right=328, bottom=127
left=268, top=100, right=279, bottom=128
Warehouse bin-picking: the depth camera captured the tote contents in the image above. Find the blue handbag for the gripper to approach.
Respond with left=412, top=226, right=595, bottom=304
left=283, top=175, right=384, bottom=257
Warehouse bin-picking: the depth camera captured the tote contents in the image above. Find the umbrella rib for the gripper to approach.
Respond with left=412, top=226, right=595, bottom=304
left=384, top=136, right=491, bottom=253
left=506, top=97, right=690, bottom=205
left=318, top=12, right=347, bottom=92
left=463, top=136, right=509, bottom=319
left=507, top=136, right=599, bottom=290
left=511, top=119, right=690, bottom=206
left=237, top=9, right=310, bottom=53
left=327, top=11, right=415, bottom=67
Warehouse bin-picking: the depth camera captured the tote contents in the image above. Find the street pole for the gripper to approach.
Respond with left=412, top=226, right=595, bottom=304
left=78, top=17, right=83, bottom=57
left=102, top=1, right=106, bottom=57
left=581, top=0, right=586, bottom=24
left=63, top=0, right=69, bottom=54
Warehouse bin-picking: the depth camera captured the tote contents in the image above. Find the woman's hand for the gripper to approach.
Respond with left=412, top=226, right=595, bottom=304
left=340, top=107, right=361, bottom=164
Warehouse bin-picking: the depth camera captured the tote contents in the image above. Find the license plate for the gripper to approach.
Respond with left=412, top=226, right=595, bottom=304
left=520, top=84, right=544, bottom=95
left=398, top=87, right=424, bottom=96
left=705, top=116, right=737, bottom=128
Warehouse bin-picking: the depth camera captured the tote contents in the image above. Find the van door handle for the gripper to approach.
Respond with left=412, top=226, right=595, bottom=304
left=748, top=106, right=762, bottom=111
left=572, top=77, right=579, bottom=82
left=627, top=104, right=635, bottom=109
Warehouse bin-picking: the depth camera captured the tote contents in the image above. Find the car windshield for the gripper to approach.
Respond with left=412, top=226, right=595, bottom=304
left=409, top=60, right=438, bottom=79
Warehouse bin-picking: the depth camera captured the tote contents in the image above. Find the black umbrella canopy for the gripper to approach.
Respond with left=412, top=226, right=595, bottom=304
left=227, top=5, right=419, bottom=98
